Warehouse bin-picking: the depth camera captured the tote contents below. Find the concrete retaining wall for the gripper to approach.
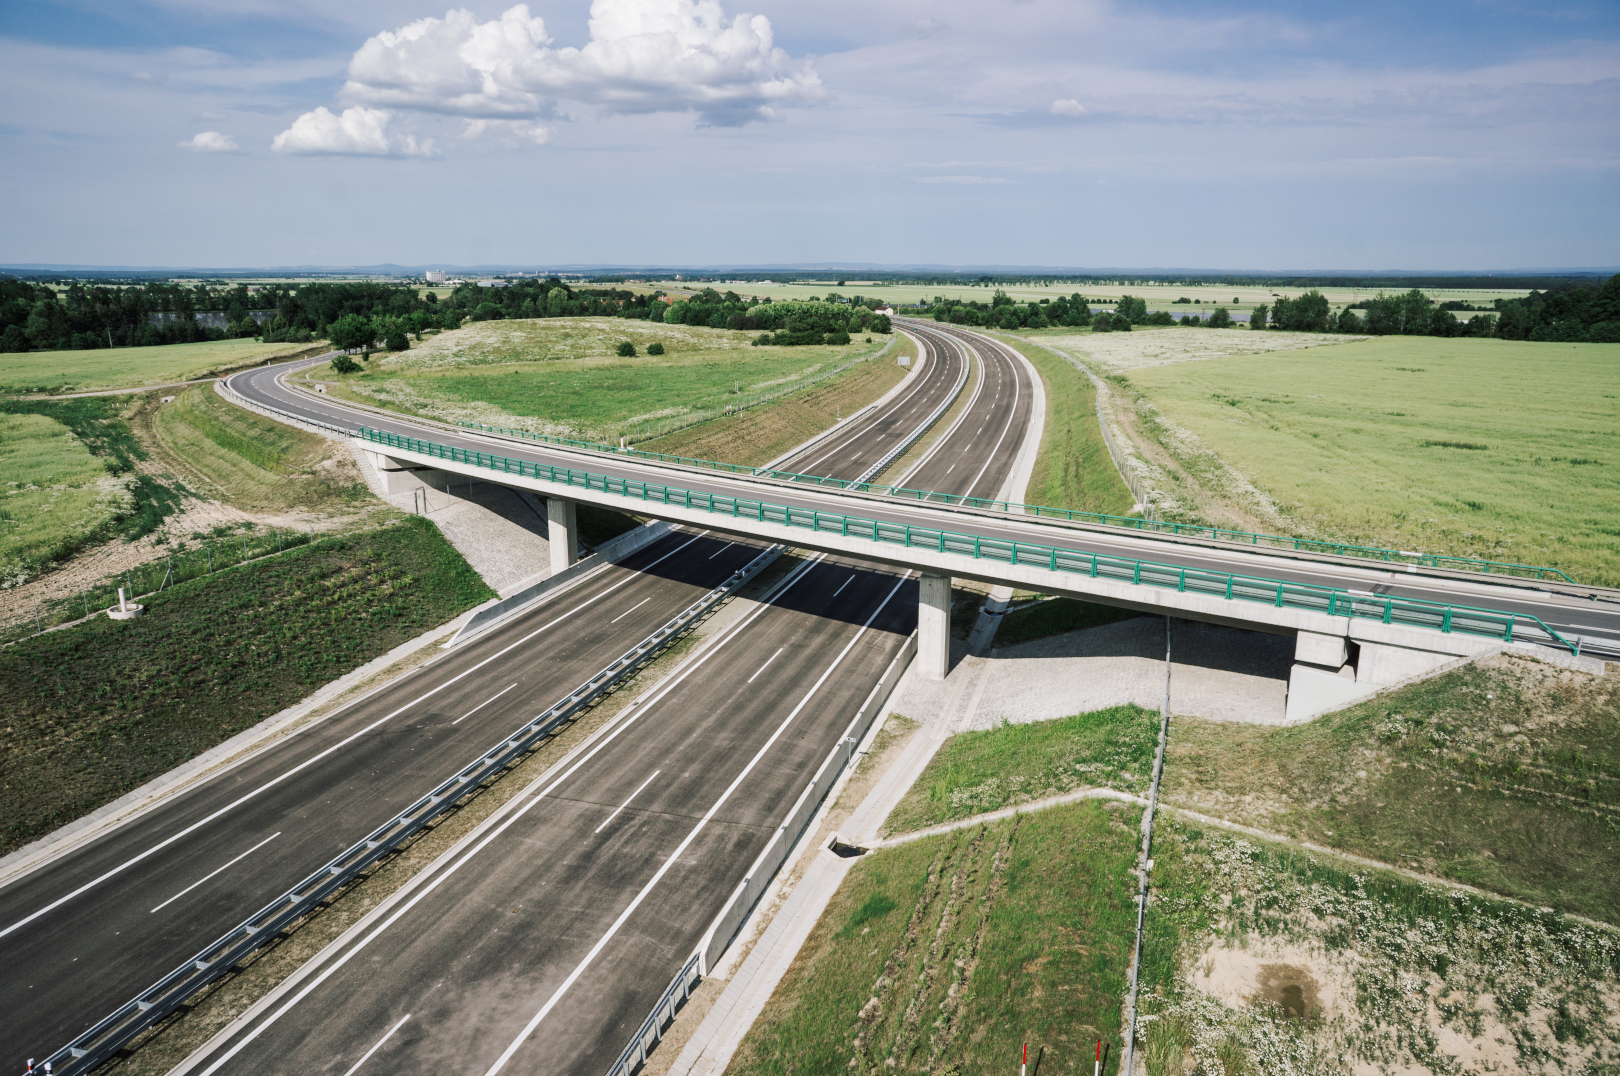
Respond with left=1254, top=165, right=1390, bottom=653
left=698, top=630, right=917, bottom=974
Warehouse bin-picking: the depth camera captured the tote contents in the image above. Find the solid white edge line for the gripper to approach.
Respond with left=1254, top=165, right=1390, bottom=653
left=706, top=542, right=734, bottom=560
left=481, top=573, right=910, bottom=1076
left=187, top=553, right=830, bottom=1076
left=610, top=597, right=652, bottom=624
left=0, top=531, right=711, bottom=943
left=453, top=683, right=518, bottom=725
left=150, top=833, right=282, bottom=915
left=338, top=1013, right=410, bottom=1076
left=958, top=337, right=1022, bottom=499
left=594, top=771, right=661, bottom=834
left=745, top=647, right=785, bottom=684
left=832, top=574, right=856, bottom=597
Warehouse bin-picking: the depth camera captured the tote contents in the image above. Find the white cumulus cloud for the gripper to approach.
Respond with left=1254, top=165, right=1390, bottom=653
left=270, top=106, right=436, bottom=157
left=179, top=130, right=243, bottom=153
left=1051, top=98, right=1086, bottom=117
left=338, top=0, right=822, bottom=127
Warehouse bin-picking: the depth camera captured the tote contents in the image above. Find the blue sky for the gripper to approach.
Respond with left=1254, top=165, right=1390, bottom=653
left=1, top=0, right=1616, bottom=269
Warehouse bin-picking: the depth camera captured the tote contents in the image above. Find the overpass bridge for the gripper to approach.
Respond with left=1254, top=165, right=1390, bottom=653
left=226, top=328, right=1618, bottom=719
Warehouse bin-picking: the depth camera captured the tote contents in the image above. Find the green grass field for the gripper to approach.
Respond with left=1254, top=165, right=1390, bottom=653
left=0, top=517, right=491, bottom=854
left=319, top=318, right=894, bottom=443
left=0, top=411, right=127, bottom=585
left=1123, top=336, right=1620, bottom=583
left=1162, top=652, right=1620, bottom=923
left=992, top=333, right=1135, bottom=515
left=729, top=801, right=1144, bottom=1076
left=0, top=338, right=324, bottom=395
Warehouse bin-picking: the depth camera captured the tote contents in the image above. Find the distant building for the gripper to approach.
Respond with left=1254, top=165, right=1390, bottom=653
left=476, top=279, right=509, bottom=288
left=425, top=270, right=447, bottom=283
left=874, top=305, right=895, bottom=316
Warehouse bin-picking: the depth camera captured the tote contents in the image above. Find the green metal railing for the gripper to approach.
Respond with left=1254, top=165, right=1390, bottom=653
left=455, top=420, right=1575, bottom=584
left=363, top=427, right=1580, bottom=655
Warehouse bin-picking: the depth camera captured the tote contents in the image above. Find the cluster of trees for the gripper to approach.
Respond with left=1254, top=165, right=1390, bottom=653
left=927, top=290, right=1094, bottom=329
left=732, top=301, right=892, bottom=346
left=1248, top=277, right=1620, bottom=341
left=458, top=278, right=667, bottom=323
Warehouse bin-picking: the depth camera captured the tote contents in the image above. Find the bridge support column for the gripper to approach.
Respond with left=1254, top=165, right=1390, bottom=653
left=546, top=496, right=578, bottom=575
left=918, top=573, right=951, bottom=682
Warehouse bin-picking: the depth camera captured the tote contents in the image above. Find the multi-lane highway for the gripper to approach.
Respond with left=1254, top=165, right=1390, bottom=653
left=170, top=323, right=1042, bottom=1076
left=6, top=327, right=990, bottom=1073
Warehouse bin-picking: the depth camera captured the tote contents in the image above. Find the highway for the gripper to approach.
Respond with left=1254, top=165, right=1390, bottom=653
left=176, top=326, right=1039, bottom=1076
left=6, top=332, right=974, bottom=1072
left=222, top=334, right=1620, bottom=655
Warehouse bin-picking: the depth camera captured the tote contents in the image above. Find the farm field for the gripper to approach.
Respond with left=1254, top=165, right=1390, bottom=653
left=312, top=317, right=895, bottom=444
left=0, top=410, right=130, bottom=586
left=0, top=517, right=491, bottom=854
left=651, top=279, right=1530, bottom=311
left=1099, top=335, right=1620, bottom=584
left=0, top=338, right=324, bottom=395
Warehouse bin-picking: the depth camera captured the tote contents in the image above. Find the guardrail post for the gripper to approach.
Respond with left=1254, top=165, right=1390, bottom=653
left=546, top=497, right=578, bottom=573
left=918, top=573, right=951, bottom=682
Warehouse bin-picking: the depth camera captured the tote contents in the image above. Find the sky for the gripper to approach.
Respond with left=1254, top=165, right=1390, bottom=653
left=1, top=0, right=1617, bottom=270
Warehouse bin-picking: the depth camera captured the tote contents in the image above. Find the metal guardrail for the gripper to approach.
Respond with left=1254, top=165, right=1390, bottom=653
left=451, top=423, right=1572, bottom=586
left=605, top=952, right=703, bottom=1076
left=36, top=545, right=781, bottom=1076
left=359, top=427, right=1582, bottom=656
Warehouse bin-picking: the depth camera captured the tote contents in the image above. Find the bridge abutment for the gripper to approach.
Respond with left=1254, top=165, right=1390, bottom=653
left=547, top=496, right=578, bottom=574
left=918, top=573, right=951, bottom=681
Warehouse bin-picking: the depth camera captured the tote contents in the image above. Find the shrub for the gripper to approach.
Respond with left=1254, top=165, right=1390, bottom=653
left=646, top=341, right=665, bottom=355
left=384, top=328, right=409, bottom=351
left=615, top=341, right=637, bottom=357
left=823, top=330, right=851, bottom=345
left=330, top=354, right=361, bottom=374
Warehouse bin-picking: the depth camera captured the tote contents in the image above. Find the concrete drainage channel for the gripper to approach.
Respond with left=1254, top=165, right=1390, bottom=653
left=34, top=546, right=783, bottom=1076
left=605, top=629, right=918, bottom=1076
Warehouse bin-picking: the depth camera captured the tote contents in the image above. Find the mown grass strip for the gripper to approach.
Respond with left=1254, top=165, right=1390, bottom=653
left=0, top=516, right=492, bottom=854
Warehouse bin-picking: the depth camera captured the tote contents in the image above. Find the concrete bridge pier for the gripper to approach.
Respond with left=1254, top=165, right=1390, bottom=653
left=918, top=573, right=951, bottom=681
left=547, top=496, right=578, bottom=575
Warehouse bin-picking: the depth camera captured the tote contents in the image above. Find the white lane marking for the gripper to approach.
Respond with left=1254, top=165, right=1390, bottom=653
left=832, top=574, right=856, bottom=597
left=150, top=833, right=282, bottom=914
left=340, top=1014, right=410, bottom=1076
left=191, top=555, right=831, bottom=1076
left=594, top=771, right=660, bottom=834
left=796, top=348, right=940, bottom=471
left=610, top=598, right=651, bottom=624
left=746, top=647, right=785, bottom=684
left=453, top=683, right=518, bottom=725
left=482, top=573, right=910, bottom=1076
left=960, top=342, right=1024, bottom=498
left=946, top=465, right=955, bottom=474
left=706, top=542, right=735, bottom=560
left=0, top=531, right=712, bottom=943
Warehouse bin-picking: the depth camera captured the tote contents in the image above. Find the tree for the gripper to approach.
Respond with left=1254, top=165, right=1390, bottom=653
left=1116, top=295, right=1148, bottom=323
left=328, top=313, right=375, bottom=352
left=616, top=341, right=637, bottom=357
left=0, top=324, right=29, bottom=352
left=1207, top=306, right=1233, bottom=329
left=1250, top=303, right=1268, bottom=331
left=385, top=326, right=410, bottom=351
left=546, top=287, right=569, bottom=317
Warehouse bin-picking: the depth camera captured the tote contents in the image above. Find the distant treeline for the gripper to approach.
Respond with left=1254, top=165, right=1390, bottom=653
left=1252, top=275, right=1620, bottom=341
left=925, top=291, right=1096, bottom=329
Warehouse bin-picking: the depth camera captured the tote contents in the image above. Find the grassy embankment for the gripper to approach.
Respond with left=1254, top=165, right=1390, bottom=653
left=0, top=515, right=492, bottom=855
left=1, top=397, right=187, bottom=586
left=148, top=385, right=369, bottom=513
left=312, top=317, right=898, bottom=448
left=1108, top=335, right=1620, bottom=584
left=0, top=338, right=325, bottom=395
left=728, top=801, right=1145, bottom=1076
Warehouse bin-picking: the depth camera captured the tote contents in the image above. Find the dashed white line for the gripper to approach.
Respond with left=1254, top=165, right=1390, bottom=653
left=610, top=597, right=652, bottom=623
left=747, top=647, right=786, bottom=683
left=454, top=683, right=518, bottom=724
left=706, top=542, right=735, bottom=560
left=594, top=771, right=660, bottom=834
left=150, top=833, right=281, bottom=914
left=339, top=1014, right=410, bottom=1076
left=832, top=574, right=856, bottom=596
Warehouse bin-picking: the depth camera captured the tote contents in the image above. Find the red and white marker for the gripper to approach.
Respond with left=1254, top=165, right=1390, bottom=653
left=1096, top=1039, right=1103, bottom=1076
left=1021, top=1043, right=1028, bottom=1076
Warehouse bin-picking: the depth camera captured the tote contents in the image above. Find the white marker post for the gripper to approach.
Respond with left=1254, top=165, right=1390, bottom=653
left=118, top=587, right=127, bottom=613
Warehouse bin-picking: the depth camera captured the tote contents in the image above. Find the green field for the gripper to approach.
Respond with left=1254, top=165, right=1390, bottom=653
left=0, top=411, right=128, bottom=585
left=317, top=317, right=894, bottom=443
left=0, top=517, right=491, bottom=854
left=0, top=338, right=324, bottom=395
left=729, top=801, right=1144, bottom=1076
left=1123, top=336, right=1620, bottom=583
